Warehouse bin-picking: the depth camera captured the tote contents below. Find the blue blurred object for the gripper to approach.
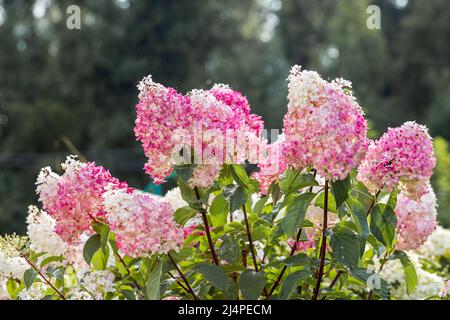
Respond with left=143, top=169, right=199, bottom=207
left=143, top=172, right=177, bottom=195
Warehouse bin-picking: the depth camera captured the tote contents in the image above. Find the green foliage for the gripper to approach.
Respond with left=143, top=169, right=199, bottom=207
left=239, top=269, right=266, bottom=300
left=209, top=194, right=229, bottom=227
left=194, top=263, right=232, bottom=292
left=369, top=204, right=397, bottom=248
left=4, top=162, right=447, bottom=300
left=83, top=234, right=102, bottom=265
left=174, top=207, right=198, bottom=226
left=331, top=176, right=350, bottom=208
left=146, top=259, right=163, bottom=300
left=392, top=251, right=417, bottom=295
left=223, top=184, right=247, bottom=213
left=433, top=137, right=450, bottom=227
left=281, top=192, right=315, bottom=237
left=279, top=170, right=318, bottom=194
left=330, top=222, right=362, bottom=269
left=23, top=269, right=38, bottom=290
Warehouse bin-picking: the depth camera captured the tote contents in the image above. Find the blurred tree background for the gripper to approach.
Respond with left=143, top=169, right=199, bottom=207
left=1, top=0, right=449, bottom=233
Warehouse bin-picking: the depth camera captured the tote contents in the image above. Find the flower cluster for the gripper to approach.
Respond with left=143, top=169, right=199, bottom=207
left=395, top=185, right=438, bottom=251
left=253, top=136, right=287, bottom=194
left=357, top=121, right=436, bottom=197
left=35, top=156, right=128, bottom=244
left=104, top=188, right=184, bottom=257
left=26, top=205, right=88, bottom=270
left=282, top=65, right=368, bottom=181
left=134, top=76, right=264, bottom=188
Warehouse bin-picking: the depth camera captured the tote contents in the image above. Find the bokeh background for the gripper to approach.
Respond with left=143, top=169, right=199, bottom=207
left=1, top=0, right=449, bottom=234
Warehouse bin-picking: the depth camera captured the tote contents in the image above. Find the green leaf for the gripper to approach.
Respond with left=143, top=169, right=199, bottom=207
left=174, top=164, right=196, bottom=182
left=210, top=193, right=229, bottom=227
left=386, top=189, right=398, bottom=210
left=253, top=197, right=268, bottom=216
left=280, top=270, right=309, bottom=299
left=6, top=279, right=22, bottom=299
left=392, top=251, right=417, bottom=295
left=224, top=280, right=240, bottom=300
left=83, top=234, right=102, bottom=265
left=91, top=247, right=108, bottom=270
left=370, top=204, right=397, bottom=247
left=283, top=253, right=309, bottom=266
left=331, top=176, right=350, bottom=208
left=279, top=170, right=318, bottom=194
left=223, top=184, right=247, bottom=213
left=330, top=222, right=361, bottom=268
left=218, top=165, right=234, bottom=186
left=346, top=196, right=369, bottom=239
left=100, top=224, right=110, bottom=253
left=231, top=165, right=250, bottom=189
left=194, top=263, right=232, bottom=291
left=174, top=206, right=198, bottom=226
left=218, top=236, right=240, bottom=264
left=349, top=267, right=390, bottom=299
left=178, top=178, right=199, bottom=205
left=24, top=269, right=38, bottom=289
left=40, top=256, right=64, bottom=268
left=239, top=269, right=266, bottom=300
left=315, top=190, right=337, bottom=213
left=146, top=259, right=163, bottom=300
left=91, top=222, right=104, bottom=234
left=281, top=193, right=315, bottom=237
left=121, top=289, right=136, bottom=300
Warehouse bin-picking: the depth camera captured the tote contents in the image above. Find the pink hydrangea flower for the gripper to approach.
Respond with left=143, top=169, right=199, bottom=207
left=288, top=233, right=316, bottom=252
left=440, top=279, right=450, bottom=298
left=253, top=136, right=287, bottom=194
left=35, top=156, right=127, bottom=244
left=134, top=76, right=195, bottom=185
left=283, top=66, right=369, bottom=181
left=134, top=77, right=264, bottom=188
left=357, top=121, right=436, bottom=197
left=163, top=296, right=181, bottom=300
left=208, top=84, right=264, bottom=136
left=104, top=189, right=184, bottom=258
left=183, top=224, right=205, bottom=239
left=395, top=185, right=437, bottom=251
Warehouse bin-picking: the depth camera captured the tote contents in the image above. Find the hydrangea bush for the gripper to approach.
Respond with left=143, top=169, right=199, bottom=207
left=1, top=66, right=449, bottom=300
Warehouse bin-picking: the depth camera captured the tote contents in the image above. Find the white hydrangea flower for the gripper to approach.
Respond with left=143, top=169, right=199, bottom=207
left=79, top=270, right=115, bottom=300
left=68, top=287, right=94, bottom=300
left=0, top=277, right=9, bottom=300
left=18, top=282, right=49, bottom=300
left=164, top=187, right=188, bottom=211
left=0, top=235, right=28, bottom=279
left=26, top=206, right=67, bottom=257
left=0, top=252, right=28, bottom=279
left=418, top=225, right=450, bottom=259
left=380, top=253, right=443, bottom=300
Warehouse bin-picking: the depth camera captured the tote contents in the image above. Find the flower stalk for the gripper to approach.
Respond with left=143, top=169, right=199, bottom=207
left=312, top=180, right=329, bottom=300
left=194, top=187, right=220, bottom=266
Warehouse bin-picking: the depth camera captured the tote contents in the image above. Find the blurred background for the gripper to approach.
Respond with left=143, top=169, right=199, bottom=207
left=1, top=0, right=449, bottom=234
